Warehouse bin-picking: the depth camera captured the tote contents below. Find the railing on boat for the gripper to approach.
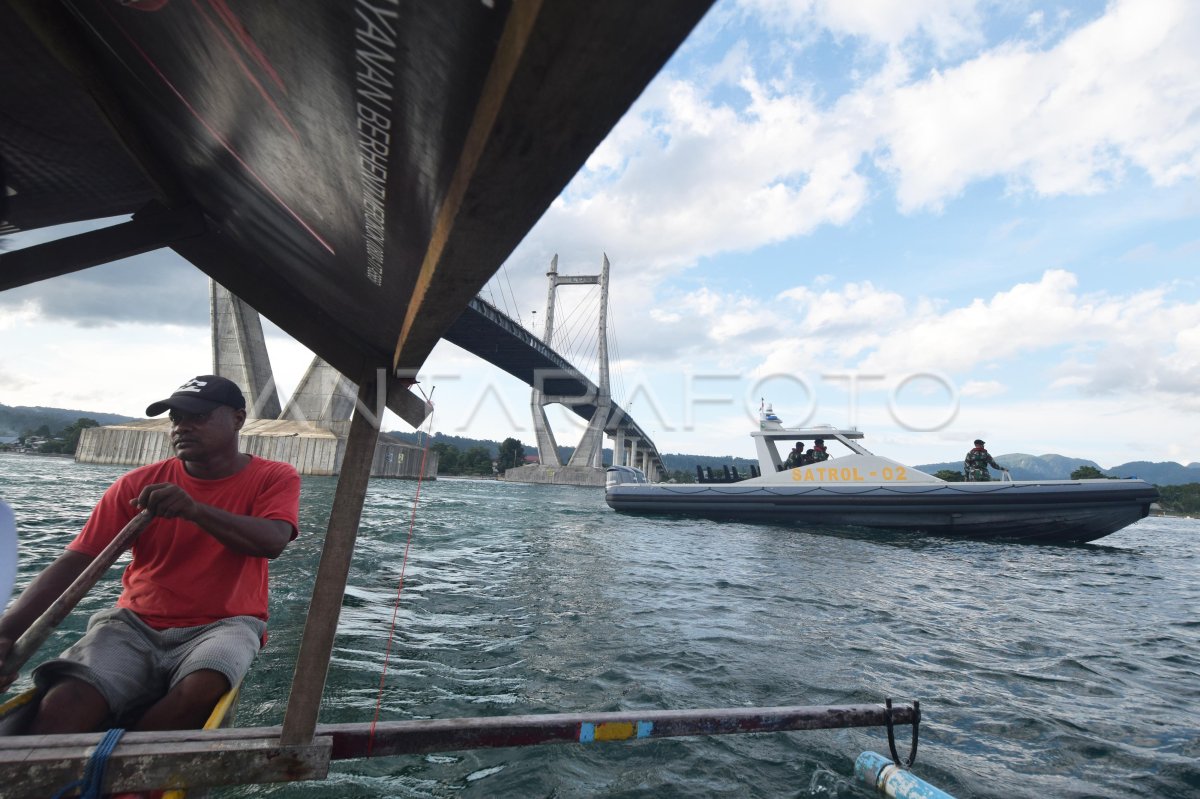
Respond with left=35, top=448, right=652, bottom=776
left=696, top=464, right=761, bottom=483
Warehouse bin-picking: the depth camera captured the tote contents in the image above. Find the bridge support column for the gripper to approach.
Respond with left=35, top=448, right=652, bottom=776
left=611, top=429, right=625, bottom=468
left=523, top=254, right=614, bottom=478
left=281, top=357, right=358, bottom=439
left=531, top=392, right=562, bottom=467
left=507, top=255, right=663, bottom=486
left=568, top=402, right=611, bottom=468
left=211, top=280, right=281, bottom=419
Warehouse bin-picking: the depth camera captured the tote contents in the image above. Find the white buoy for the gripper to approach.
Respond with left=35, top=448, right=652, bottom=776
left=855, top=751, right=956, bottom=799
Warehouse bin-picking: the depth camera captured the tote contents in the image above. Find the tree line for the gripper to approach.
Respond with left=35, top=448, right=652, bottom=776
left=1156, top=484, right=1200, bottom=516
left=431, top=437, right=527, bottom=477
left=1, top=418, right=99, bottom=455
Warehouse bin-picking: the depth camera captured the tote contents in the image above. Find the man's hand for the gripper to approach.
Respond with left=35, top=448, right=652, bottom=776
left=130, top=485, right=291, bottom=558
left=131, top=483, right=197, bottom=521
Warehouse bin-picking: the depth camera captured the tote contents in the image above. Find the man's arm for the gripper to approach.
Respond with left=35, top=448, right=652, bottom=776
left=134, top=483, right=292, bottom=559
left=0, top=549, right=94, bottom=690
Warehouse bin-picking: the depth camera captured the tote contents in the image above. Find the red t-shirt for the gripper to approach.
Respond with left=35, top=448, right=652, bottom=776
left=68, top=456, right=300, bottom=629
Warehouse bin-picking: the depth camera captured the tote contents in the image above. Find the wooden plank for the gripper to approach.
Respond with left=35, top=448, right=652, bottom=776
left=0, top=736, right=331, bottom=799
left=136, top=682, right=241, bottom=799
left=0, top=204, right=206, bottom=291
left=390, top=0, right=715, bottom=373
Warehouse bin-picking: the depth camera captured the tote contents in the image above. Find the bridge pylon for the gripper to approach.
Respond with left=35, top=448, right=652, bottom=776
left=78, top=281, right=435, bottom=479
left=211, top=281, right=282, bottom=419
left=506, top=254, right=615, bottom=486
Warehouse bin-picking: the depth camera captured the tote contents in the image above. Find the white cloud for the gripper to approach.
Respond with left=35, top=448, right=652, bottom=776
left=0, top=321, right=211, bottom=416
left=736, top=0, right=985, bottom=54
left=880, top=0, right=1200, bottom=210
left=500, top=0, right=1200, bottom=325
left=0, top=300, right=37, bottom=330
left=608, top=269, right=1200, bottom=419
left=780, top=280, right=908, bottom=335
left=517, top=55, right=884, bottom=284
left=961, top=380, right=1005, bottom=398
left=852, top=269, right=1200, bottom=399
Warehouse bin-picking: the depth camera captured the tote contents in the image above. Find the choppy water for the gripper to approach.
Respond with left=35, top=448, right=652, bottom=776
left=1, top=453, right=1198, bottom=798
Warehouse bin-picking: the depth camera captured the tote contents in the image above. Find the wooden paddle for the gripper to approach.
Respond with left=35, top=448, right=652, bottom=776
left=0, top=510, right=154, bottom=679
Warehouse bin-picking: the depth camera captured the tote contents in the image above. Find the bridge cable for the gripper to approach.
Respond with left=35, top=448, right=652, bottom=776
left=498, top=265, right=524, bottom=328
left=481, top=276, right=504, bottom=316
left=554, top=286, right=600, bottom=380
left=482, top=282, right=500, bottom=311
left=608, top=311, right=627, bottom=408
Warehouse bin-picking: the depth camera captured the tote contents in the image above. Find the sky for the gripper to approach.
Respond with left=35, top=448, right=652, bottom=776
left=3, top=0, right=1199, bottom=469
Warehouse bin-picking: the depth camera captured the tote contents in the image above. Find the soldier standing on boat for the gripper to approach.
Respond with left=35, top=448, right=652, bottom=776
left=964, top=439, right=1007, bottom=481
left=0, top=375, right=300, bottom=734
left=808, top=439, right=830, bottom=463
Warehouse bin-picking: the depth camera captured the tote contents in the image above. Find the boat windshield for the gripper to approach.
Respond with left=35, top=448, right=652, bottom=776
left=754, top=428, right=874, bottom=472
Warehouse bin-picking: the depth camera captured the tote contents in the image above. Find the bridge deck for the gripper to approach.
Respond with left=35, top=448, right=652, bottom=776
left=447, top=298, right=663, bottom=470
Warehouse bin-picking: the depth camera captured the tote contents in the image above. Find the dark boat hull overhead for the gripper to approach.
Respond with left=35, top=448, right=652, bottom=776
left=605, top=478, right=1160, bottom=544
left=0, top=0, right=714, bottom=414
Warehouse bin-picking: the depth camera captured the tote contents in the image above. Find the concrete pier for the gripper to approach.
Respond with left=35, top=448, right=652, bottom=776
left=502, top=463, right=607, bottom=487
left=77, top=420, right=434, bottom=479
left=76, top=280, right=436, bottom=478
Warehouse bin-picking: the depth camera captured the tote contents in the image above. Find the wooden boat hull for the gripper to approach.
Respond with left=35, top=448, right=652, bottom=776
left=1, top=682, right=240, bottom=798
left=605, top=477, right=1159, bottom=544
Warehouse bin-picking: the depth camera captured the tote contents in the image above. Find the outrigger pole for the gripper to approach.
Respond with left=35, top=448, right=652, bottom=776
left=0, top=703, right=919, bottom=797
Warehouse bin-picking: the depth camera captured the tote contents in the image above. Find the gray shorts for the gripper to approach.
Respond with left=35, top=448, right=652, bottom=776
left=33, top=607, right=266, bottom=722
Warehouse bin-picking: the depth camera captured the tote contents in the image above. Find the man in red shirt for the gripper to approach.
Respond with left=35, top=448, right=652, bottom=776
left=0, top=375, right=300, bottom=733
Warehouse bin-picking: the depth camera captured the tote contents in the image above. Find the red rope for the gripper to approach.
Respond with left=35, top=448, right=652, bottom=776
left=367, top=389, right=435, bottom=756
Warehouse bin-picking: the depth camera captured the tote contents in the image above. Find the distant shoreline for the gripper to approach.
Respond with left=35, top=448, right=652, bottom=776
left=0, top=451, right=73, bottom=459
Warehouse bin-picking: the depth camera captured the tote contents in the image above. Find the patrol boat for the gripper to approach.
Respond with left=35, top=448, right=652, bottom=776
left=605, top=406, right=1158, bottom=544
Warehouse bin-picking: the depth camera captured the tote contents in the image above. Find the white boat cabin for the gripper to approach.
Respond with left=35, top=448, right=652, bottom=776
left=752, top=405, right=942, bottom=485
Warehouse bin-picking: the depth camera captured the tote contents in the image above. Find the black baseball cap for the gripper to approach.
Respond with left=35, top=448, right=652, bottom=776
left=146, top=375, right=246, bottom=417
left=974, top=439, right=985, bottom=445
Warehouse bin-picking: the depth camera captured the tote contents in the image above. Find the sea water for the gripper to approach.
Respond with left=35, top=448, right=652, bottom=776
left=1, top=454, right=1197, bottom=798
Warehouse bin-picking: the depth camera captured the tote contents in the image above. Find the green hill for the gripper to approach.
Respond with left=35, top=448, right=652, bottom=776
left=914, top=453, right=1200, bottom=485
left=0, top=404, right=136, bottom=437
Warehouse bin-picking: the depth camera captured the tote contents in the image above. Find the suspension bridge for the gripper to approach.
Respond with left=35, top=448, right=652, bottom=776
left=73, top=256, right=665, bottom=484
left=453, top=255, right=665, bottom=484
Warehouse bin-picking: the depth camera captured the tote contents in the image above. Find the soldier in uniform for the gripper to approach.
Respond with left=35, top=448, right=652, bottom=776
left=964, top=439, right=1007, bottom=481
left=809, top=439, right=830, bottom=463
left=782, top=443, right=805, bottom=469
